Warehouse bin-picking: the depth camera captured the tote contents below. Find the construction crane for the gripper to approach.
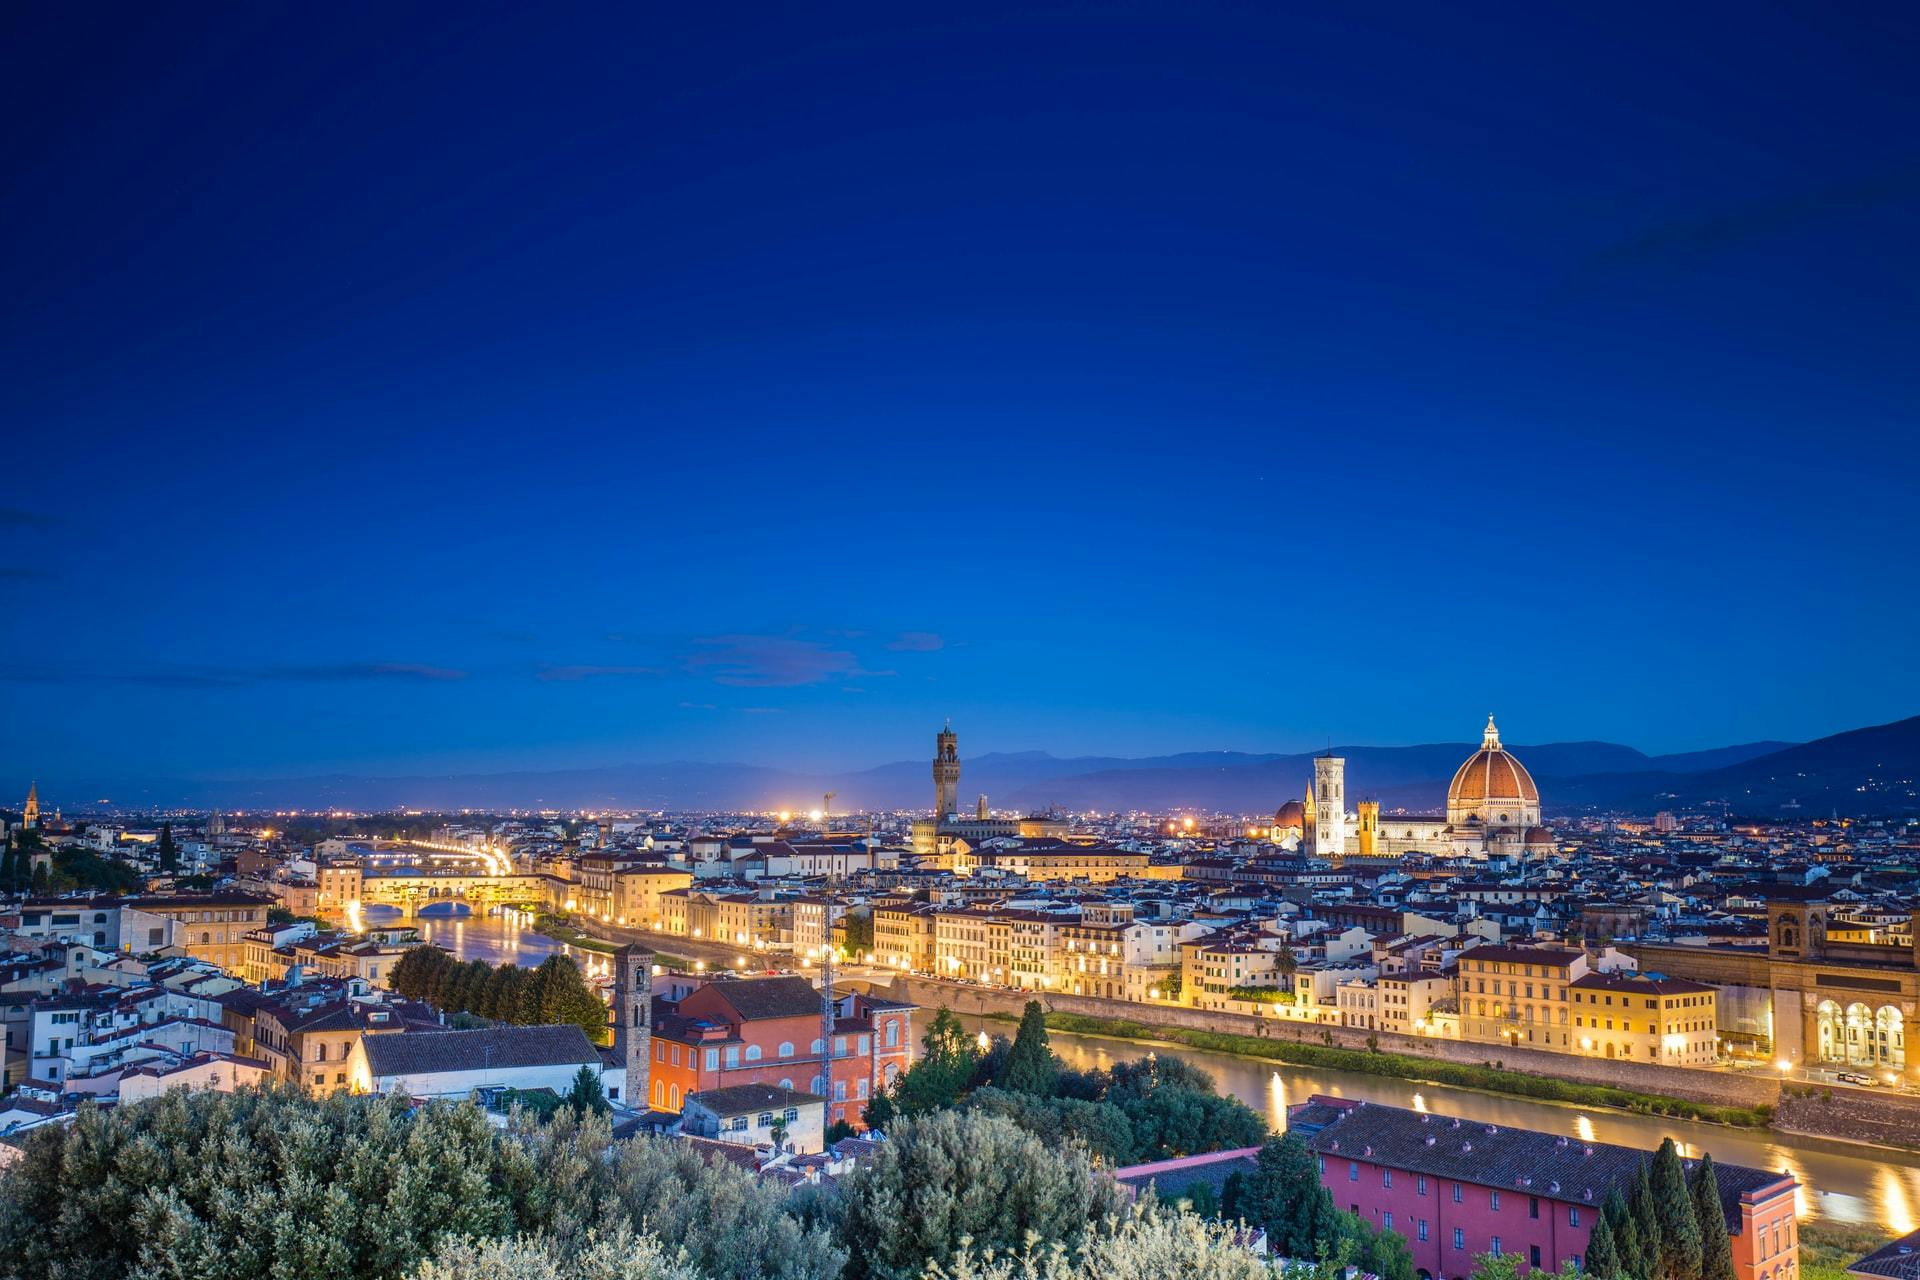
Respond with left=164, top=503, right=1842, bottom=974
left=819, top=790, right=839, bottom=1126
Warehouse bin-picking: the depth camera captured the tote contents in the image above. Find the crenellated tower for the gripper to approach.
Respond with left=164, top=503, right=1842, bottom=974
left=933, top=722, right=960, bottom=818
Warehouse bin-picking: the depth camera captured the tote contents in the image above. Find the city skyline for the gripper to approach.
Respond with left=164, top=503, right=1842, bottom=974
left=6, top=5, right=1917, bottom=781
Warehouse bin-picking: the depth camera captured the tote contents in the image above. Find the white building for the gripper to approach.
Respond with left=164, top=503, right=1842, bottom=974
left=350, top=1025, right=604, bottom=1099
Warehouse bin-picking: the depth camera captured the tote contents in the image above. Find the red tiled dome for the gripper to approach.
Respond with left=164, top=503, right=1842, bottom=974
left=1447, top=717, right=1540, bottom=808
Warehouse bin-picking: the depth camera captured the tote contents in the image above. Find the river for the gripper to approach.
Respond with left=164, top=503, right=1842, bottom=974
left=361, top=904, right=619, bottom=981
left=360, top=912, right=1920, bottom=1227
left=957, top=1013, right=1920, bottom=1228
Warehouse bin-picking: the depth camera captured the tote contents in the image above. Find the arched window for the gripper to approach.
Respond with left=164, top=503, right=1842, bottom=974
left=811, top=1074, right=828, bottom=1095
left=779, top=1078, right=794, bottom=1090
left=885, top=1020, right=899, bottom=1046
left=745, top=1044, right=762, bottom=1061
left=778, top=1041, right=794, bottom=1058
left=669, top=1084, right=680, bottom=1108
left=811, top=1038, right=826, bottom=1054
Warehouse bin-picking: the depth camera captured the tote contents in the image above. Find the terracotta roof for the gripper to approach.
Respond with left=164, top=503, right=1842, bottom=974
left=361, top=1025, right=599, bottom=1078
left=1448, top=747, right=1540, bottom=806
left=704, top=976, right=823, bottom=1022
left=1293, top=1097, right=1791, bottom=1230
left=688, top=1082, right=825, bottom=1115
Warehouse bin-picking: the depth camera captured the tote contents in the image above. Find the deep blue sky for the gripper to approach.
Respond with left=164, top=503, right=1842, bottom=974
left=4, top=3, right=1917, bottom=788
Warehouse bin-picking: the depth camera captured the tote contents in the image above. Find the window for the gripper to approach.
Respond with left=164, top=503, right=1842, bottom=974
left=724, top=1046, right=740, bottom=1068
left=757, top=1112, right=774, bottom=1127
left=1417, top=1175, right=1427, bottom=1196
left=1453, top=1229, right=1465, bottom=1251
left=1418, top=1221, right=1429, bottom=1242
left=1384, top=1213, right=1394, bottom=1232
left=1491, top=1238, right=1503, bottom=1257
left=1383, top=1170, right=1393, bottom=1188
left=779, top=1041, right=795, bottom=1058
left=1490, top=1191, right=1501, bottom=1211
left=1529, top=1196, right=1540, bottom=1220
left=784, top=1107, right=799, bottom=1122
left=1349, top=1162, right=1359, bottom=1182
left=834, top=1080, right=847, bottom=1101
left=1570, top=1208, right=1582, bottom=1228
left=704, top=1049, right=719, bottom=1071
left=745, top=1045, right=762, bottom=1061
left=1452, top=1184, right=1463, bottom=1204
left=886, top=1020, right=899, bottom=1046
left=812, top=1038, right=826, bottom=1054
left=1531, top=1247, right=1542, bottom=1268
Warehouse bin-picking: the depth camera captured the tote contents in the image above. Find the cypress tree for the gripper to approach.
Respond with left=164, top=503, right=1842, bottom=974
left=1650, top=1139, right=1703, bottom=1280
left=1606, top=1187, right=1647, bottom=1280
left=30, top=861, right=49, bottom=895
left=1000, top=1000, right=1056, bottom=1095
left=1691, top=1155, right=1736, bottom=1280
left=1585, top=1205, right=1622, bottom=1280
left=157, top=823, right=178, bottom=873
left=1242, top=1130, right=1342, bottom=1259
left=1630, top=1165, right=1661, bottom=1280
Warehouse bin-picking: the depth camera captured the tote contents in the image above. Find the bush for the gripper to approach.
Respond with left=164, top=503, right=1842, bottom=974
left=834, top=1109, right=1126, bottom=1280
left=0, top=1087, right=840, bottom=1280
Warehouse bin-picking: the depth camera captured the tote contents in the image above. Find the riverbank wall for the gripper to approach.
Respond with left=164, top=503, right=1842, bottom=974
left=882, top=974, right=1780, bottom=1108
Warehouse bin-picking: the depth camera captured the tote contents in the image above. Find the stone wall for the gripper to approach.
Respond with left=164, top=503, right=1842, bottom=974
left=1775, top=1085, right=1920, bottom=1148
left=882, top=974, right=1782, bottom=1109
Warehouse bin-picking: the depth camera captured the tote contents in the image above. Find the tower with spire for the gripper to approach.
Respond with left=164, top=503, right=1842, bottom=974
left=932, top=721, right=960, bottom=819
left=22, top=783, right=38, bottom=830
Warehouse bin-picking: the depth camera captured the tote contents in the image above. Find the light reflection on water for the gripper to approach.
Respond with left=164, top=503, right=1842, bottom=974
left=958, top=1013, right=1920, bottom=1225
left=361, top=905, right=610, bottom=976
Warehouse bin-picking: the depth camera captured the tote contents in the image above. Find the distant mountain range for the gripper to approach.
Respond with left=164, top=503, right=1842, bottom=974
left=48, top=715, right=1920, bottom=817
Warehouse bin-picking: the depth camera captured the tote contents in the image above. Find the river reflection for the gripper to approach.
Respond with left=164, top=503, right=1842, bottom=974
left=360, top=904, right=615, bottom=979
left=957, top=1013, right=1920, bottom=1225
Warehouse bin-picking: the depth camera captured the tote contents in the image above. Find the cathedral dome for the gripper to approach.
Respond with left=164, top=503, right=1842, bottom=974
left=1273, top=799, right=1305, bottom=827
left=1446, top=716, right=1540, bottom=828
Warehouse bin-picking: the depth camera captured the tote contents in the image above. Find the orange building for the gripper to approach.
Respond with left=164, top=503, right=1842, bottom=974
left=647, top=974, right=915, bottom=1130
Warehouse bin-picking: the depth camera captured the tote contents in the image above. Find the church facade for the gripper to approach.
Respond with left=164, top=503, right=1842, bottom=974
left=1293, top=717, right=1555, bottom=862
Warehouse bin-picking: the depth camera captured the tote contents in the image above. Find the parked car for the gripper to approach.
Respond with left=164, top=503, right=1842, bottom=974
left=1836, top=1071, right=1874, bottom=1086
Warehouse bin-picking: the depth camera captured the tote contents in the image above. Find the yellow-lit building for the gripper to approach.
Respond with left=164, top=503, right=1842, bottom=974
left=124, top=894, right=274, bottom=971
left=981, top=847, right=1150, bottom=883
left=874, top=901, right=937, bottom=972
left=316, top=864, right=363, bottom=921
left=1570, top=971, right=1718, bottom=1065
left=616, top=866, right=693, bottom=930
left=1457, top=943, right=1585, bottom=1050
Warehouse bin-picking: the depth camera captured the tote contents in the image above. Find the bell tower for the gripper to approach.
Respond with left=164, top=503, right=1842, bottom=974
left=611, top=944, right=653, bottom=1109
left=1312, top=755, right=1347, bottom=859
left=933, top=722, right=960, bottom=819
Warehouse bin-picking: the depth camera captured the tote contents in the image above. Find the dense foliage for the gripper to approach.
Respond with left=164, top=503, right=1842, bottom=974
left=1585, top=1141, right=1736, bottom=1280
left=925, top=1199, right=1277, bottom=1280
left=1218, top=1131, right=1412, bottom=1280
left=866, top=1006, right=1266, bottom=1166
left=388, top=946, right=610, bottom=1044
left=0, top=1088, right=842, bottom=1280
left=833, top=1109, right=1127, bottom=1280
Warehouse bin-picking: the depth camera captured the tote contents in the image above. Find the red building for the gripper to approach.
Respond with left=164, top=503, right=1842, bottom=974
left=1290, top=1097, right=1798, bottom=1280
left=647, top=974, right=915, bottom=1130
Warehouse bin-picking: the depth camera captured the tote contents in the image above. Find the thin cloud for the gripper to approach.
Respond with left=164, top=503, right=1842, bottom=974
left=0, top=660, right=467, bottom=687
left=1581, top=165, right=1920, bottom=275
left=0, top=508, right=56, bottom=528
left=887, top=631, right=945, bottom=652
left=687, top=634, right=871, bottom=687
left=267, top=662, right=468, bottom=683
left=537, top=664, right=664, bottom=682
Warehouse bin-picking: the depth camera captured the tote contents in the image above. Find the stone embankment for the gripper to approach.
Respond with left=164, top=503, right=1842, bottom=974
left=882, top=973, right=1784, bottom=1107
